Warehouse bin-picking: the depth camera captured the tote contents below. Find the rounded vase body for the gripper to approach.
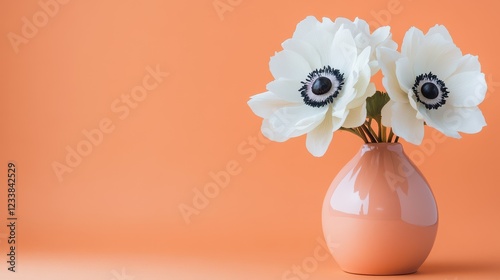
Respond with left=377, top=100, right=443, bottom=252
left=322, top=143, right=438, bottom=275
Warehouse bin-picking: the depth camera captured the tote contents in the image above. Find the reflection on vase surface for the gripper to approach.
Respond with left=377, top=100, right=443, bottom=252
left=322, top=143, right=438, bottom=275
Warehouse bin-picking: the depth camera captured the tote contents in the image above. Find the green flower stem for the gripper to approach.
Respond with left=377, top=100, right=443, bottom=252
left=341, top=91, right=402, bottom=143
left=366, top=118, right=376, bottom=142
left=381, top=124, right=387, bottom=142
left=364, top=122, right=379, bottom=143
left=361, top=124, right=378, bottom=143
left=377, top=119, right=383, bottom=142
left=347, top=122, right=399, bottom=143
left=340, top=127, right=364, bottom=141
left=365, top=91, right=394, bottom=143
left=388, top=128, right=395, bottom=143
left=355, top=127, right=369, bottom=143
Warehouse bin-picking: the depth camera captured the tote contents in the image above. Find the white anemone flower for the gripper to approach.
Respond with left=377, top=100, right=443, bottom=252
left=378, top=25, right=487, bottom=145
left=248, top=16, right=396, bottom=157
left=321, top=17, right=397, bottom=74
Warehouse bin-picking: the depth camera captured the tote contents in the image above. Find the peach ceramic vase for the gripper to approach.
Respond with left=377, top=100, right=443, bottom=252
left=322, top=143, right=438, bottom=275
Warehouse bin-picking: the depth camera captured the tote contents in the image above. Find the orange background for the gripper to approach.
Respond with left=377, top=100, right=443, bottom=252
left=1, top=0, right=499, bottom=279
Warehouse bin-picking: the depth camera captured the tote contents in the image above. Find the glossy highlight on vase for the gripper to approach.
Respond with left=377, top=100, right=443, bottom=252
left=322, top=143, right=438, bottom=275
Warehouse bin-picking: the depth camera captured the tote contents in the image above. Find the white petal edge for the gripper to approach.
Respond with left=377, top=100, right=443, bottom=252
left=306, top=107, right=335, bottom=157
left=262, top=104, right=328, bottom=142
left=293, top=16, right=320, bottom=41
left=401, top=27, right=424, bottom=59
left=248, top=91, right=294, bottom=119
left=269, top=49, right=312, bottom=80
left=445, top=71, right=486, bottom=107
left=343, top=102, right=367, bottom=128
left=381, top=100, right=394, bottom=127
left=391, top=102, right=424, bottom=145
left=455, top=106, right=486, bottom=134
left=455, top=54, right=481, bottom=73
left=412, top=35, right=461, bottom=81
left=427, top=25, right=453, bottom=43
left=329, top=27, right=357, bottom=75
left=377, top=47, right=408, bottom=103
left=421, top=103, right=485, bottom=138
left=282, top=38, right=322, bottom=71
left=266, top=79, right=304, bottom=103
left=395, top=57, right=415, bottom=94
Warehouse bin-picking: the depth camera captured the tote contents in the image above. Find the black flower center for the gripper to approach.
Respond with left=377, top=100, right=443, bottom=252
left=421, top=82, right=439, bottom=99
left=311, top=77, right=332, bottom=95
left=299, top=66, right=345, bottom=108
left=412, top=72, right=448, bottom=110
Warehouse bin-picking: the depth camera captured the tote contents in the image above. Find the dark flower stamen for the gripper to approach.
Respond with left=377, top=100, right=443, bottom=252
left=421, top=82, right=439, bottom=99
left=299, top=66, right=345, bottom=108
left=312, top=77, right=332, bottom=95
left=412, top=72, right=448, bottom=110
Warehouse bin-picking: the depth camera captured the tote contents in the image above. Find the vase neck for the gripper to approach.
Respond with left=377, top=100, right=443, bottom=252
left=360, top=143, right=403, bottom=155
